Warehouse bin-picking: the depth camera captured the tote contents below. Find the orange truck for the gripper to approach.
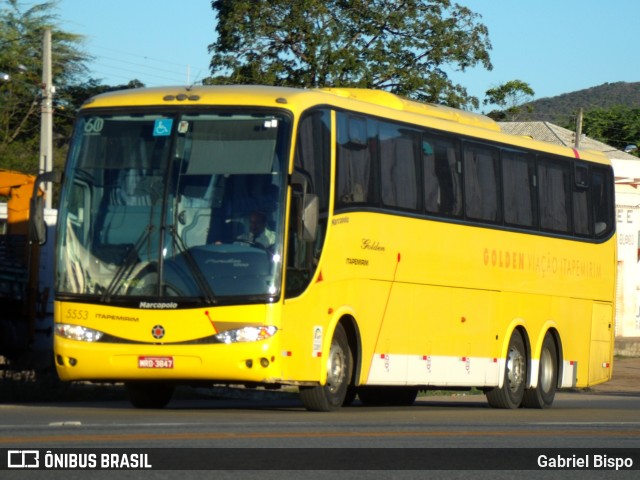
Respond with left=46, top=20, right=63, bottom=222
left=0, top=169, right=49, bottom=360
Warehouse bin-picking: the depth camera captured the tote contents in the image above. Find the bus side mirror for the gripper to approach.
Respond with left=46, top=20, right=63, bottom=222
left=291, top=170, right=319, bottom=242
left=29, top=170, right=61, bottom=245
left=29, top=195, right=46, bottom=245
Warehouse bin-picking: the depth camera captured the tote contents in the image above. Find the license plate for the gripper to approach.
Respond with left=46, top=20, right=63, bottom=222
left=138, top=356, right=174, bottom=369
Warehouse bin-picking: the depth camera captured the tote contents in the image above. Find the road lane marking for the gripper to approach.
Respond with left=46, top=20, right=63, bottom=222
left=1, top=428, right=639, bottom=444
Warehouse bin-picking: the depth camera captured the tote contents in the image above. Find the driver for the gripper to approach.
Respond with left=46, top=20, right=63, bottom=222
left=236, top=211, right=275, bottom=248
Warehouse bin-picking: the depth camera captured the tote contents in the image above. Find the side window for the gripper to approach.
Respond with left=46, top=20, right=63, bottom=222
left=592, top=166, right=614, bottom=238
left=287, top=109, right=331, bottom=298
left=502, top=149, right=536, bottom=228
left=463, top=143, right=500, bottom=222
left=379, top=122, right=419, bottom=211
left=335, top=113, right=373, bottom=208
left=422, top=134, right=462, bottom=217
left=538, top=158, right=571, bottom=233
left=295, top=110, right=331, bottom=211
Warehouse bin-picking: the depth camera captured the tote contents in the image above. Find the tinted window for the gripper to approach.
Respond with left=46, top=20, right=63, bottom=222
left=538, top=158, right=571, bottom=233
left=502, top=150, right=536, bottom=228
left=422, top=135, right=462, bottom=217
left=336, top=113, right=373, bottom=207
left=288, top=109, right=331, bottom=298
left=379, top=123, right=419, bottom=210
left=592, top=166, right=614, bottom=238
left=464, top=143, right=500, bottom=222
left=332, top=111, right=614, bottom=243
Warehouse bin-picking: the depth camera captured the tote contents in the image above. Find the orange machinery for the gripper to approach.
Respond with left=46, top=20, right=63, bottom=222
left=0, top=169, right=45, bottom=358
left=0, top=169, right=38, bottom=235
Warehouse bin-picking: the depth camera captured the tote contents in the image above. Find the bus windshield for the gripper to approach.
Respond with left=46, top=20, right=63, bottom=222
left=57, top=110, right=290, bottom=305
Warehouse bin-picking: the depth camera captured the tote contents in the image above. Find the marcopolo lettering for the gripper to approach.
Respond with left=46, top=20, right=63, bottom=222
left=139, top=302, right=178, bottom=309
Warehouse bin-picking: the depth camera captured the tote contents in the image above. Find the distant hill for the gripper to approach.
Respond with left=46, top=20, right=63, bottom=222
left=524, top=81, right=640, bottom=125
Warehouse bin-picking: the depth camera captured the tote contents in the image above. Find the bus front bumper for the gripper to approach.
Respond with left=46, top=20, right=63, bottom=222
left=54, top=336, right=283, bottom=384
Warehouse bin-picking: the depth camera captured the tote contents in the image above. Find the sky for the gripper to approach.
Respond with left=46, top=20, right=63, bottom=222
left=44, top=0, right=640, bottom=108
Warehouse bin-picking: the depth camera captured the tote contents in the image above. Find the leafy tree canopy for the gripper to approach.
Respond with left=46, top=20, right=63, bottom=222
left=207, top=0, right=493, bottom=109
left=483, top=79, right=535, bottom=121
left=583, top=106, right=640, bottom=155
left=0, top=0, right=89, bottom=172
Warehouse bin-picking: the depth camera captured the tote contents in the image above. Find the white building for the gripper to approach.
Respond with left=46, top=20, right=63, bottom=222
left=500, top=121, right=640, bottom=338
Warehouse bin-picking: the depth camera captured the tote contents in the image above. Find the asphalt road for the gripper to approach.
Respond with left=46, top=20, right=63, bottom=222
left=1, top=357, right=639, bottom=479
left=1, top=389, right=639, bottom=447
left=1, top=393, right=639, bottom=441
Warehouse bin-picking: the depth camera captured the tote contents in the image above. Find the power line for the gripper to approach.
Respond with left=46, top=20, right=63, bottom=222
left=90, top=44, right=209, bottom=70
left=82, top=44, right=211, bottom=86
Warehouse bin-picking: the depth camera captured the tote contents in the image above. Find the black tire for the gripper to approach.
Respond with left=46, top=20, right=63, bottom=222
left=343, top=385, right=358, bottom=407
left=486, top=330, right=527, bottom=409
left=299, top=324, right=352, bottom=412
left=358, top=386, right=419, bottom=406
left=125, top=381, right=175, bottom=409
left=522, top=333, right=558, bottom=408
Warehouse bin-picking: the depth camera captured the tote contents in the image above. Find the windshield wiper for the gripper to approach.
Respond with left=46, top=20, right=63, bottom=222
left=168, top=226, right=217, bottom=305
left=101, top=224, right=154, bottom=303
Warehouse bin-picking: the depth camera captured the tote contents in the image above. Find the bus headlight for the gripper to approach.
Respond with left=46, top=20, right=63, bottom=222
left=214, top=326, right=277, bottom=344
left=55, top=323, right=104, bottom=342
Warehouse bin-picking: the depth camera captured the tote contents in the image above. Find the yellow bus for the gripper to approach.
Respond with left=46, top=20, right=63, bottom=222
left=49, top=85, right=616, bottom=411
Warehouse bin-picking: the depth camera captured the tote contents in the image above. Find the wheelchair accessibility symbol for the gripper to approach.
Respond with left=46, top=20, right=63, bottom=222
left=153, top=119, right=173, bottom=136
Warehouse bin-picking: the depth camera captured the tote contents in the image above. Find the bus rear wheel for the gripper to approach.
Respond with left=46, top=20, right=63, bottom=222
left=522, top=333, right=558, bottom=408
left=125, top=381, right=175, bottom=409
left=486, top=330, right=527, bottom=409
left=299, top=324, right=352, bottom=412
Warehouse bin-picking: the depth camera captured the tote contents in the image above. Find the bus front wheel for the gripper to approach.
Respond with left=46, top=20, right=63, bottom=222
left=299, top=324, right=352, bottom=412
left=125, top=381, right=175, bottom=409
left=522, top=333, right=558, bottom=408
left=486, top=330, right=527, bottom=409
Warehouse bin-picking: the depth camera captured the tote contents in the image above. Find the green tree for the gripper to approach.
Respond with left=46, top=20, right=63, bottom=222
left=583, top=106, right=640, bottom=155
left=207, top=0, right=493, bottom=109
left=0, top=0, right=89, bottom=172
left=483, top=79, right=535, bottom=121
left=56, top=78, right=145, bottom=144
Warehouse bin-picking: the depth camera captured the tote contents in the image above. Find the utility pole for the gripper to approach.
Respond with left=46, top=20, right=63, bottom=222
left=40, top=28, right=53, bottom=209
left=574, top=108, right=583, bottom=150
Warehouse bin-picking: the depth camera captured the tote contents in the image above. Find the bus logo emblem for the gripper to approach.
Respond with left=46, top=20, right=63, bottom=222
left=152, top=325, right=165, bottom=339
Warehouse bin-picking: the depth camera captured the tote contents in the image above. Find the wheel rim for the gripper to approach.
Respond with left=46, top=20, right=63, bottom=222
left=326, top=342, right=346, bottom=394
left=539, top=347, right=554, bottom=393
left=506, top=344, right=525, bottom=393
